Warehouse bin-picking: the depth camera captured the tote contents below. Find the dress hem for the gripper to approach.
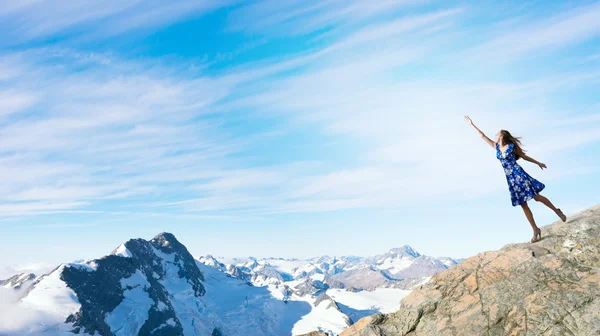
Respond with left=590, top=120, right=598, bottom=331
left=511, top=186, right=545, bottom=207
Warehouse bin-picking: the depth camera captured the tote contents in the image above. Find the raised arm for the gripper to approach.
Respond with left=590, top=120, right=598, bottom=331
left=464, top=116, right=495, bottom=148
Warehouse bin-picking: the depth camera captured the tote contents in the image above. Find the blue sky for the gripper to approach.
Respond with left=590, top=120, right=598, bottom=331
left=1, top=0, right=599, bottom=268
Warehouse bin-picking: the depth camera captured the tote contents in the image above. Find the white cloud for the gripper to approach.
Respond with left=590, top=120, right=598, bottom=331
left=1, top=1, right=599, bottom=220
left=0, top=91, right=37, bottom=117
left=0, top=0, right=233, bottom=41
left=227, top=0, right=433, bottom=36
left=468, top=2, right=600, bottom=62
left=0, top=49, right=241, bottom=216
left=184, top=3, right=600, bottom=214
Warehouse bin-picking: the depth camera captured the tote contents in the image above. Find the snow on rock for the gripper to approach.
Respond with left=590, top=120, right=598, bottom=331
left=151, top=318, right=177, bottom=333
left=377, top=257, right=414, bottom=275
left=16, top=273, right=33, bottom=283
left=21, top=265, right=81, bottom=318
left=113, top=244, right=132, bottom=258
left=291, top=295, right=350, bottom=336
left=197, top=255, right=229, bottom=274
left=328, top=288, right=412, bottom=316
left=105, top=270, right=153, bottom=336
left=70, top=261, right=97, bottom=272
left=1, top=273, right=36, bottom=290
left=437, top=257, right=459, bottom=267
left=156, top=300, right=168, bottom=311
left=152, top=247, right=214, bottom=336
left=310, top=273, right=326, bottom=282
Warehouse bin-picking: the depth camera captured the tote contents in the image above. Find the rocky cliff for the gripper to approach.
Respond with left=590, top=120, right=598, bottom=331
left=341, top=204, right=600, bottom=336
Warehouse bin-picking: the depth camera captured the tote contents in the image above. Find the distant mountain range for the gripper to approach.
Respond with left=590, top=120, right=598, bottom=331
left=198, top=245, right=462, bottom=294
left=0, top=233, right=461, bottom=336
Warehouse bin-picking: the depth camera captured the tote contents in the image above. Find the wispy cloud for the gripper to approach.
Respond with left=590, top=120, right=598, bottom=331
left=0, top=0, right=599, bottom=221
left=226, top=0, right=432, bottom=36
left=0, top=90, right=37, bottom=117
left=191, top=1, right=600, bottom=214
left=468, top=1, right=600, bottom=62
left=0, top=49, right=241, bottom=216
left=0, top=0, right=233, bottom=42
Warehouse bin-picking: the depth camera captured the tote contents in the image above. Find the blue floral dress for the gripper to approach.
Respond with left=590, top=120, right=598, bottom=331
left=496, top=143, right=545, bottom=206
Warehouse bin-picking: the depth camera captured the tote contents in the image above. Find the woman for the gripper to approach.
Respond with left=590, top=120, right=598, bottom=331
left=464, top=116, right=566, bottom=243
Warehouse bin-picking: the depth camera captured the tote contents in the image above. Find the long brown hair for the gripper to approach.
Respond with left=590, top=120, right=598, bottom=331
left=500, top=130, right=525, bottom=160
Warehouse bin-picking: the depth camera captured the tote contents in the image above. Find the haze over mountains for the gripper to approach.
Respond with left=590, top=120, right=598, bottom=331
left=0, top=234, right=460, bottom=336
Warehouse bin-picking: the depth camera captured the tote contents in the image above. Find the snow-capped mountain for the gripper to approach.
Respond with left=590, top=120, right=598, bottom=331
left=2, top=233, right=460, bottom=336
left=19, top=233, right=209, bottom=335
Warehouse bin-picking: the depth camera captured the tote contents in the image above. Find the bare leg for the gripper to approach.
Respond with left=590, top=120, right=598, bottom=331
left=521, top=202, right=540, bottom=242
left=533, top=194, right=558, bottom=212
left=533, top=194, right=566, bottom=221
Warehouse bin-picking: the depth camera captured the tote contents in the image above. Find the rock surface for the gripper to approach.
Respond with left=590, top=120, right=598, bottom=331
left=341, top=204, right=600, bottom=336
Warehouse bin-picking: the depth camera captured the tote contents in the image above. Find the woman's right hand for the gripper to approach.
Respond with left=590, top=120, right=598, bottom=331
left=464, top=115, right=494, bottom=147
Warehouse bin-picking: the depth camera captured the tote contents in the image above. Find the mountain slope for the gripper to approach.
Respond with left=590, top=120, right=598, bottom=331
left=340, top=204, right=600, bottom=336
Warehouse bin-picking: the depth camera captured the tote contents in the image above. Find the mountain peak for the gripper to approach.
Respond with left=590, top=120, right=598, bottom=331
left=147, top=231, right=205, bottom=284
left=151, top=232, right=179, bottom=247
left=388, top=245, right=420, bottom=258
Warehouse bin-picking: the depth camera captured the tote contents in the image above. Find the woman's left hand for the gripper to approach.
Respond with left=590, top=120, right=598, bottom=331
left=538, top=162, right=547, bottom=170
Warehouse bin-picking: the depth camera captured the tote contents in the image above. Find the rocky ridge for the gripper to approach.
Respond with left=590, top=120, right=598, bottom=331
left=340, top=204, right=600, bottom=336
left=0, top=272, right=36, bottom=290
